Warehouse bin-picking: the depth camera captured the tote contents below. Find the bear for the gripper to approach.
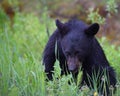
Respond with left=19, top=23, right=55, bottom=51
left=43, top=19, right=116, bottom=95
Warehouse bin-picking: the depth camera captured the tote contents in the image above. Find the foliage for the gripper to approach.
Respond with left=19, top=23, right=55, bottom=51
left=0, top=9, right=120, bottom=96
left=0, top=8, right=9, bottom=28
left=106, top=0, right=118, bottom=15
left=87, top=8, right=105, bottom=24
left=87, top=0, right=118, bottom=24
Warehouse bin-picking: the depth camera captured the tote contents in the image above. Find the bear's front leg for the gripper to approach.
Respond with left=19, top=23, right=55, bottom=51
left=44, top=61, right=55, bottom=80
left=43, top=52, right=56, bottom=80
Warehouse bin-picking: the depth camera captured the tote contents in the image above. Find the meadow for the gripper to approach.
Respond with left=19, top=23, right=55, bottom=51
left=0, top=9, right=120, bottom=96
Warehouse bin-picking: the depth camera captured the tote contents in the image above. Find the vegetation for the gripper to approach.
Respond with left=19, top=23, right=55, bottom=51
left=0, top=0, right=120, bottom=96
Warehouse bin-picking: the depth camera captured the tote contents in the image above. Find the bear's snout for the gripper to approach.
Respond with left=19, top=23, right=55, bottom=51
left=68, top=63, right=77, bottom=72
left=67, top=57, right=80, bottom=73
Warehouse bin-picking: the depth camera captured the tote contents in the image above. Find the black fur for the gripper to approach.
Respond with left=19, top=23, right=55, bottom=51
left=43, top=19, right=116, bottom=95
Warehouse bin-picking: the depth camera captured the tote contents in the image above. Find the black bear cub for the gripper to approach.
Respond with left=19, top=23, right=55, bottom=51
left=43, top=19, right=116, bottom=95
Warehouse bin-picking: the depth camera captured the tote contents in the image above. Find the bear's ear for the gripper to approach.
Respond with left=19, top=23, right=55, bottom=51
left=85, top=23, right=99, bottom=36
left=56, top=19, right=68, bottom=36
left=56, top=19, right=64, bottom=30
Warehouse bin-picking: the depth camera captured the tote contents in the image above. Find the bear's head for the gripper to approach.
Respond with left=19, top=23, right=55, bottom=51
left=56, top=19, right=99, bottom=73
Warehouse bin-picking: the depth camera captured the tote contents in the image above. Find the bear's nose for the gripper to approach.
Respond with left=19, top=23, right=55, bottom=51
left=68, top=64, right=77, bottom=73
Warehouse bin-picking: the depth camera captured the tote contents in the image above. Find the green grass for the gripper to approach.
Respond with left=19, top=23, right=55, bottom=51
left=0, top=11, right=120, bottom=96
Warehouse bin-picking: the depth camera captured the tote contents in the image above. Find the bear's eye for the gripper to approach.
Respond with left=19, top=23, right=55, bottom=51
left=75, top=51, right=79, bottom=55
left=65, top=51, right=71, bottom=57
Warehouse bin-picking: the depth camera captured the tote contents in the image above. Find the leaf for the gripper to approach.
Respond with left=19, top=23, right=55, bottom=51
left=8, top=86, right=19, bottom=96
